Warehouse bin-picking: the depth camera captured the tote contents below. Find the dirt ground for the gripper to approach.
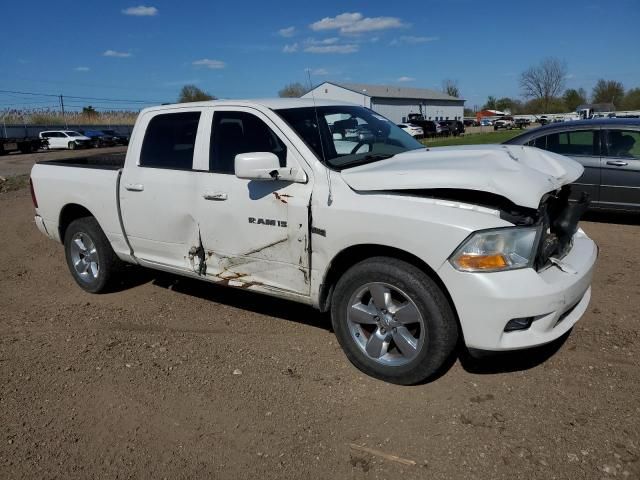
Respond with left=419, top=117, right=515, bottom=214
left=1, top=185, right=639, bottom=480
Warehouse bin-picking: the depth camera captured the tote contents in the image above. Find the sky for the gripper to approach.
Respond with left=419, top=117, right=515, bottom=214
left=1, top=0, right=639, bottom=112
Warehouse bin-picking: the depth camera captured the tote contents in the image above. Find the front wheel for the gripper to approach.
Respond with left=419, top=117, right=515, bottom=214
left=331, top=257, right=459, bottom=385
left=68, top=141, right=76, bottom=150
left=64, top=217, right=123, bottom=293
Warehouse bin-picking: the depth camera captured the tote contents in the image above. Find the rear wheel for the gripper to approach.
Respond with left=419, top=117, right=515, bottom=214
left=331, top=257, right=458, bottom=385
left=64, top=217, right=123, bottom=293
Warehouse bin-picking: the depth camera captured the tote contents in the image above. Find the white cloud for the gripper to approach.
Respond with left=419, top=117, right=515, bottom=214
left=397, top=76, right=415, bottom=82
left=390, top=35, right=439, bottom=45
left=103, top=50, right=132, bottom=58
left=122, top=5, right=158, bottom=16
left=306, top=37, right=340, bottom=45
left=74, top=66, right=90, bottom=72
left=311, top=12, right=362, bottom=31
left=310, top=12, right=406, bottom=34
left=282, top=43, right=299, bottom=53
left=192, top=58, right=226, bottom=69
left=278, top=26, right=296, bottom=37
left=304, top=44, right=359, bottom=54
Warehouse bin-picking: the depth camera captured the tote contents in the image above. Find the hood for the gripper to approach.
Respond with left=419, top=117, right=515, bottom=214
left=340, top=145, right=584, bottom=209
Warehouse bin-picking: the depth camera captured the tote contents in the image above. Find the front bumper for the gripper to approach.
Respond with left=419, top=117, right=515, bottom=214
left=437, top=229, right=598, bottom=351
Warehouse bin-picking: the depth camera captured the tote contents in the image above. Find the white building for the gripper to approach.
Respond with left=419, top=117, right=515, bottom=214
left=302, top=82, right=465, bottom=123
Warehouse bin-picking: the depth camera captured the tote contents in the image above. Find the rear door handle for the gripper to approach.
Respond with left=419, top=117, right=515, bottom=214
left=606, top=160, right=628, bottom=167
left=203, top=192, right=228, bottom=201
left=124, top=183, right=144, bottom=192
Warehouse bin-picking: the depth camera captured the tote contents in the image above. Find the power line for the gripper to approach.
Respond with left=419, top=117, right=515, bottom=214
left=0, top=88, right=165, bottom=104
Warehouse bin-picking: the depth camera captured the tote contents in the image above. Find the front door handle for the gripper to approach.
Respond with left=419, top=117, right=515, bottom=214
left=203, top=192, right=228, bottom=201
left=124, top=183, right=144, bottom=192
left=606, top=160, right=628, bottom=167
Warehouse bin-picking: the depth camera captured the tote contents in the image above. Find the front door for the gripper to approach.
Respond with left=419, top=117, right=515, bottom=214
left=193, top=107, right=312, bottom=296
left=600, top=129, right=640, bottom=210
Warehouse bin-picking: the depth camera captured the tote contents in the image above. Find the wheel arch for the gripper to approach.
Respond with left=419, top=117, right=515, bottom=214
left=318, top=244, right=458, bottom=322
left=59, top=203, right=95, bottom=242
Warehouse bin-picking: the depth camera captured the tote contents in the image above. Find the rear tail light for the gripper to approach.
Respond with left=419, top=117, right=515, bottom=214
left=29, top=177, right=38, bottom=208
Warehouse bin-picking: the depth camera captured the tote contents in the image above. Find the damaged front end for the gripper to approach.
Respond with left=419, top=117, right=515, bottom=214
left=534, top=186, right=590, bottom=270
left=400, top=186, right=590, bottom=272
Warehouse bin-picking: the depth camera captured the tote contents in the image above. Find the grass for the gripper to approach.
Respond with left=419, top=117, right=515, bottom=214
left=0, top=174, right=30, bottom=193
left=2, top=111, right=138, bottom=125
left=420, top=130, right=522, bottom=147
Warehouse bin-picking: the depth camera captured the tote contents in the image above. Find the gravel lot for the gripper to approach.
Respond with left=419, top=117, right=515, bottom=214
left=1, top=176, right=639, bottom=479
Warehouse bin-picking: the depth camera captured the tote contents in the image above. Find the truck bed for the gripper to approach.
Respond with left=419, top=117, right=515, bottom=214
left=37, top=152, right=126, bottom=170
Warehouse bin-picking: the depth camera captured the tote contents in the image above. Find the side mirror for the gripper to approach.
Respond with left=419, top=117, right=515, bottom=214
left=234, top=152, right=307, bottom=183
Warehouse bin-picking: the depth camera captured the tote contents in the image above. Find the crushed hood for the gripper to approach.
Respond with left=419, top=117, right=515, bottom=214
left=340, top=145, right=584, bottom=209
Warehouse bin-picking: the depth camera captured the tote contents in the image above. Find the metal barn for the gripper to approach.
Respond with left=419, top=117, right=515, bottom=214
left=302, top=82, right=465, bottom=123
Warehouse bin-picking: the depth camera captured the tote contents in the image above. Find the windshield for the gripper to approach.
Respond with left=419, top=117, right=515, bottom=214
left=275, top=106, right=424, bottom=169
left=65, top=131, right=83, bottom=137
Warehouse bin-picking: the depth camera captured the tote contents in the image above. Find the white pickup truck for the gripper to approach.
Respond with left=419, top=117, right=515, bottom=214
left=30, top=99, right=598, bottom=384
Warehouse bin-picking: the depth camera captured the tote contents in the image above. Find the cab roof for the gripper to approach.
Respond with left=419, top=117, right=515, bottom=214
left=141, top=98, right=355, bottom=114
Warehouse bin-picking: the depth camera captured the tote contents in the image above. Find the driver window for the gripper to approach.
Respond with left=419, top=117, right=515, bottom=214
left=210, top=111, right=287, bottom=174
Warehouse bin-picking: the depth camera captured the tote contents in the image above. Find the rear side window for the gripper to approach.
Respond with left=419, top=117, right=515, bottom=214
left=607, top=130, right=640, bottom=159
left=140, top=112, right=201, bottom=169
left=210, top=111, right=287, bottom=173
left=543, top=130, right=596, bottom=156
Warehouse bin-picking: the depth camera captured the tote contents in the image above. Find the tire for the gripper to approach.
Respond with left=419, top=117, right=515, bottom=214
left=64, top=217, right=123, bottom=293
left=68, top=142, right=76, bottom=150
left=331, top=257, right=459, bottom=385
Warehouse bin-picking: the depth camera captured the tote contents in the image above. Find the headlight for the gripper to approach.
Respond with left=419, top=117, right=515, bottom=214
left=450, top=226, right=540, bottom=272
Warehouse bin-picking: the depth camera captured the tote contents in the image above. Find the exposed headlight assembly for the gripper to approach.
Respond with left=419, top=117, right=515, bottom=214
left=450, top=226, right=540, bottom=272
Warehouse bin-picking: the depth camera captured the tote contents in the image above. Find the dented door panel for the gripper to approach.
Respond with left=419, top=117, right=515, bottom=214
left=194, top=174, right=311, bottom=295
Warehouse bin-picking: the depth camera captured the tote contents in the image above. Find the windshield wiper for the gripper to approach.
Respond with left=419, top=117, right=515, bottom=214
left=339, top=154, right=395, bottom=168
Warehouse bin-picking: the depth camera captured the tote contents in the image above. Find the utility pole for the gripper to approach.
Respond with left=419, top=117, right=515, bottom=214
left=59, top=94, right=67, bottom=128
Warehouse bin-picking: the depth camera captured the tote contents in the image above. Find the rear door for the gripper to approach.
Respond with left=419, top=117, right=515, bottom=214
left=119, top=108, right=208, bottom=270
left=193, top=106, right=312, bottom=296
left=527, top=128, right=601, bottom=202
left=599, top=128, right=640, bottom=210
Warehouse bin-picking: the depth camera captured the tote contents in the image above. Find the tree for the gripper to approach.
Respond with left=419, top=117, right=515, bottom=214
left=592, top=79, right=624, bottom=105
left=495, top=97, right=522, bottom=114
left=563, top=88, right=588, bottom=111
left=178, top=85, right=215, bottom=103
left=442, top=79, right=460, bottom=98
left=621, top=88, right=640, bottom=110
left=482, top=96, right=497, bottom=110
left=82, top=105, right=98, bottom=118
left=278, top=82, right=306, bottom=98
left=519, top=57, right=567, bottom=112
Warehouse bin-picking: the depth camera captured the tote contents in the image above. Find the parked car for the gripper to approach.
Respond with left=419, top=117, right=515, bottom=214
left=514, top=118, right=530, bottom=129
left=435, top=121, right=450, bottom=136
left=493, top=117, right=515, bottom=130
left=504, top=118, right=640, bottom=211
left=79, top=130, right=116, bottom=148
left=100, top=129, right=130, bottom=146
left=479, top=118, right=493, bottom=127
left=397, top=123, right=424, bottom=138
left=30, top=99, right=597, bottom=385
left=39, top=130, right=91, bottom=150
left=538, top=116, right=551, bottom=126
left=444, top=120, right=465, bottom=136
